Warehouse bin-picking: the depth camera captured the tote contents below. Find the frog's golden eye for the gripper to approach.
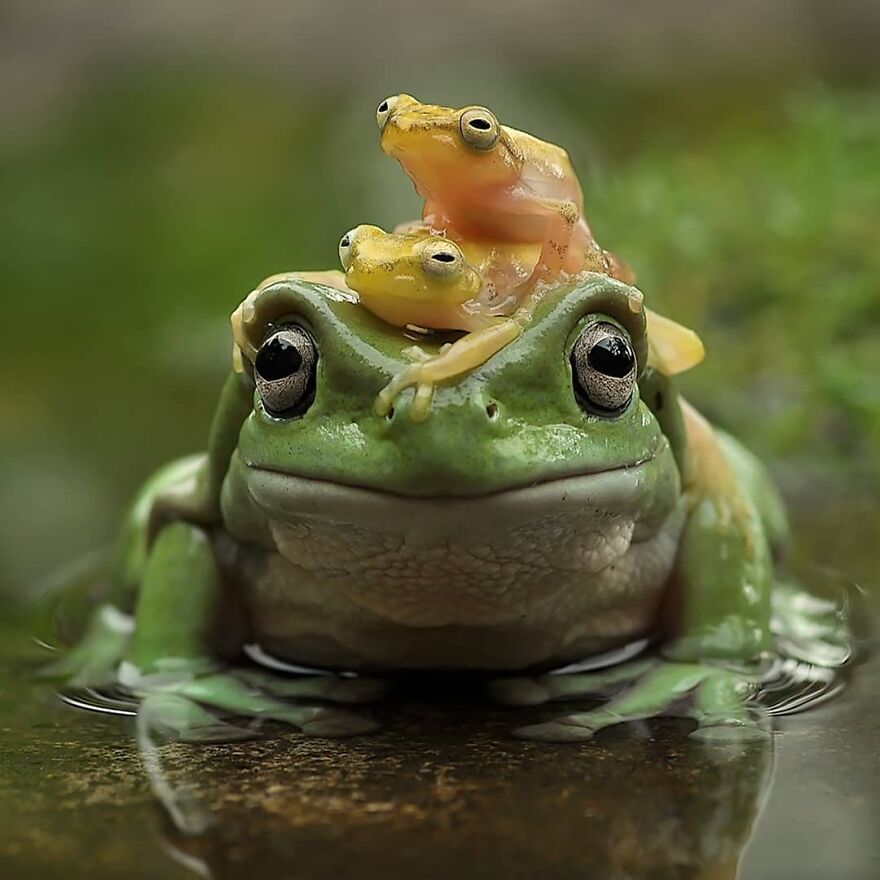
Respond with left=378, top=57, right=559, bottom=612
left=571, top=322, right=637, bottom=416
left=420, top=240, right=465, bottom=280
left=459, top=107, right=500, bottom=151
left=255, top=325, right=318, bottom=418
left=376, top=96, right=399, bottom=131
left=338, top=228, right=358, bottom=270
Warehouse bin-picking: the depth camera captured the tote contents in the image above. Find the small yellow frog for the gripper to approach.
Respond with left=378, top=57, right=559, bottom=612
left=374, top=94, right=702, bottom=383
left=377, top=93, right=625, bottom=289
left=339, top=225, right=524, bottom=421
left=340, top=225, right=704, bottom=421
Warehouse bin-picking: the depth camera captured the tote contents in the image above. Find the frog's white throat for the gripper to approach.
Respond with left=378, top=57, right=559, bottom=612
left=244, top=462, right=666, bottom=542
left=227, top=461, right=685, bottom=661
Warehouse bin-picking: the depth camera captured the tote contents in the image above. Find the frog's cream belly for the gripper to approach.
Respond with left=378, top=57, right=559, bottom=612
left=223, top=466, right=686, bottom=671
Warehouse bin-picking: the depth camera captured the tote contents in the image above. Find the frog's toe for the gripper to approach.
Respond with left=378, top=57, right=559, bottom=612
left=512, top=718, right=596, bottom=743
left=690, top=717, right=770, bottom=744
left=139, top=693, right=258, bottom=744
left=173, top=720, right=258, bottom=744
left=401, top=345, right=433, bottom=363
left=375, top=385, right=398, bottom=417
left=238, top=670, right=389, bottom=704
left=39, top=653, right=117, bottom=688
left=487, top=676, right=551, bottom=706
left=376, top=366, right=436, bottom=421
left=39, top=604, right=132, bottom=687
left=324, top=676, right=390, bottom=704
left=300, top=708, right=381, bottom=738
left=409, top=383, right=435, bottom=422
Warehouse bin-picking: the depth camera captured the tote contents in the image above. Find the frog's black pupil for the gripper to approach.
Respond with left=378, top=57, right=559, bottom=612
left=588, top=336, right=634, bottom=378
left=432, top=252, right=455, bottom=262
left=378, top=101, right=388, bottom=113
left=469, top=118, right=491, bottom=130
left=256, top=335, right=304, bottom=381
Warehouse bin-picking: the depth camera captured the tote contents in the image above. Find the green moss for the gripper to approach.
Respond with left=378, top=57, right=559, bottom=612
left=590, top=85, right=880, bottom=477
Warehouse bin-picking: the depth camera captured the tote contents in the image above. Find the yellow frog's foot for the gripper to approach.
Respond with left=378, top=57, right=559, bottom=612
left=378, top=321, right=522, bottom=422
left=375, top=365, right=436, bottom=422
left=401, top=343, right=452, bottom=363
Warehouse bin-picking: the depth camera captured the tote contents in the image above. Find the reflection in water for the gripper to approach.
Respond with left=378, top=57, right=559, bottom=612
left=30, top=563, right=863, bottom=878
left=146, top=703, right=773, bottom=880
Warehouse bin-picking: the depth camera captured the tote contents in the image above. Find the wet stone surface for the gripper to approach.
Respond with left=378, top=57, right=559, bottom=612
left=0, top=618, right=878, bottom=880
left=1, top=500, right=878, bottom=880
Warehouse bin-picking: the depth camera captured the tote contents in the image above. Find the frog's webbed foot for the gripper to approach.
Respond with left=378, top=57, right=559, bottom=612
left=488, top=658, right=656, bottom=706
left=126, top=666, right=381, bottom=743
left=375, top=363, right=438, bottom=423
left=512, top=662, right=767, bottom=744
left=38, top=604, right=133, bottom=687
left=236, top=668, right=390, bottom=704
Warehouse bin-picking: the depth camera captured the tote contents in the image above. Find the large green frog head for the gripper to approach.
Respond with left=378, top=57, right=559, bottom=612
left=220, top=274, right=685, bottom=634
left=230, top=273, right=679, bottom=495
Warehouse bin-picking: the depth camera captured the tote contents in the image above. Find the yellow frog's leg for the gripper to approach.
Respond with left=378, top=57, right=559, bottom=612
left=645, top=309, right=705, bottom=376
left=231, top=271, right=351, bottom=371
left=376, top=319, right=522, bottom=422
left=515, top=194, right=582, bottom=287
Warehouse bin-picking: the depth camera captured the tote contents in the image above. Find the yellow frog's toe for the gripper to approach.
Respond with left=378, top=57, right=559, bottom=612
left=411, top=383, right=435, bottom=422
left=375, top=365, right=436, bottom=421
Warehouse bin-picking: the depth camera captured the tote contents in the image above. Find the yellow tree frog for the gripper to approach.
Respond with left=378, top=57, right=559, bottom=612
left=376, top=93, right=621, bottom=288
left=338, top=224, right=525, bottom=421
left=338, top=225, right=704, bottom=420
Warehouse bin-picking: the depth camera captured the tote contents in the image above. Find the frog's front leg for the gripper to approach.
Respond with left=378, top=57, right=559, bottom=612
left=376, top=319, right=522, bottom=421
left=501, top=192, right=602, bottom=290
left=514, top=407, right=776, bottom=744
left=514, top=663, right=765, bottom=743
left=122, top=522, right=380, bottom=741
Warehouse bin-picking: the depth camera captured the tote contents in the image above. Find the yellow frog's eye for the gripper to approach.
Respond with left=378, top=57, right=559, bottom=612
left=459, top=107, right=500, bottom=151
left=420, top=240, right=465, bottom=280
left=338, top=228, right=358, bottom=270
left=376, top=96, right=399, bottom=131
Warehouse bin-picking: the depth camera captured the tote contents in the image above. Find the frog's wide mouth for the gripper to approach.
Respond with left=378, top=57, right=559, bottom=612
left=244, top=458, right=661, bottom=539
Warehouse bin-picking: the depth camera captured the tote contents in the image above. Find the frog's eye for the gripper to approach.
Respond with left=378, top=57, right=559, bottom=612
left=376, top=96, right=398, bottom=131
left=571, top=322, right=637, bottom=415
left=338, top=228, right=358, bottom=270
left=420, top=240, right=465, bottom=280
left=459, top=107, right=500, bottom=151
left=254, top=325, right=318, bottom=418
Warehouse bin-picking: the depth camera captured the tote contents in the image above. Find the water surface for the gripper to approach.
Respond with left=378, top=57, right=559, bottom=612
left=0, top=517, right=876, bottom=879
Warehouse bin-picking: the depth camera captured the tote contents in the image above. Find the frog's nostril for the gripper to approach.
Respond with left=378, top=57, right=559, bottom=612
left=385, top=406, right=395, bottom=421
left=486, top=402, right=499, bottom=420
left=378, top=100, right=389, bottom=113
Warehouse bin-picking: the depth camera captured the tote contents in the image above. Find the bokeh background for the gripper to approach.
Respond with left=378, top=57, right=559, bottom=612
left=2, top=1, right=879, bottom=603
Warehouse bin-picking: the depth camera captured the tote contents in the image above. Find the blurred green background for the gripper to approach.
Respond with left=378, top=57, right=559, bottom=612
left=1, top=1, right=879, bottom=602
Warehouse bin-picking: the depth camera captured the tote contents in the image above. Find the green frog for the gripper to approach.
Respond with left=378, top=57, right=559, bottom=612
left=46, top=271, right=844, bottom=743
